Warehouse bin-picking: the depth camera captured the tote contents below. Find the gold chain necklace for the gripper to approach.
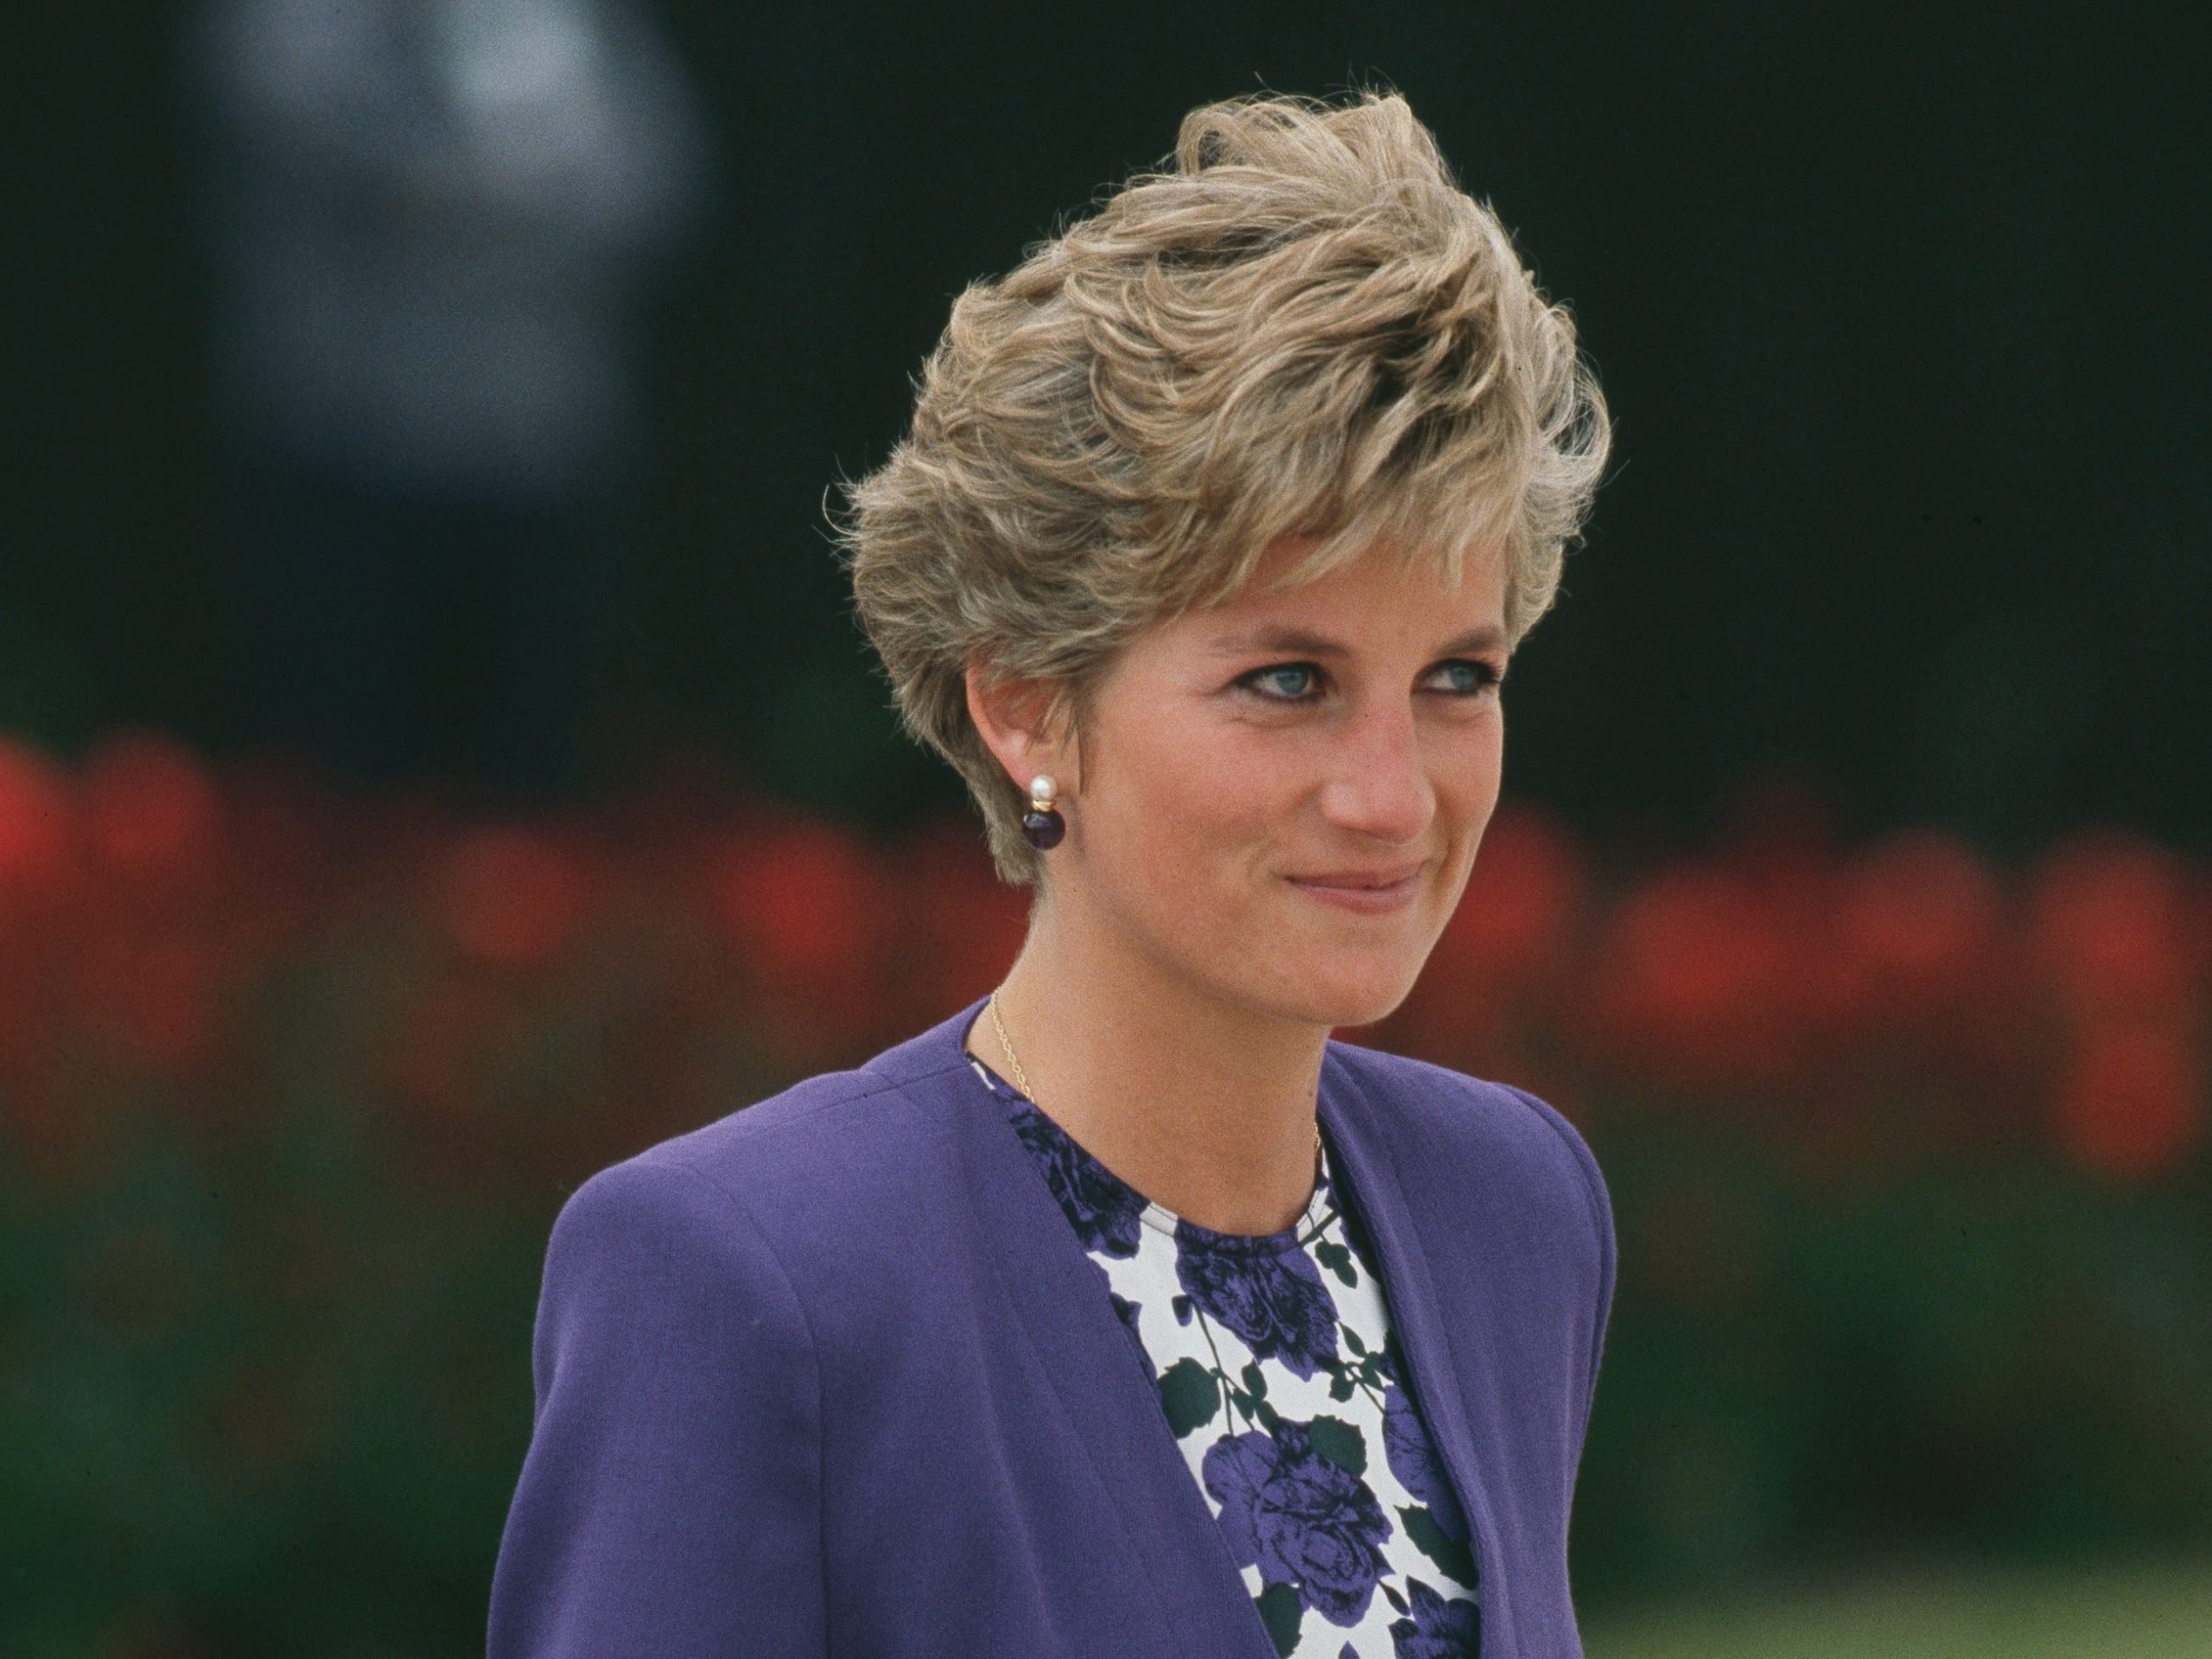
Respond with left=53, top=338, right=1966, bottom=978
left=987, top=992, right=1324, bottom=1172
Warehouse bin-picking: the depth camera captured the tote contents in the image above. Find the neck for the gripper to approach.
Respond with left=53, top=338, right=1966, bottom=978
left=964, top=885, right=1330, bottom=1237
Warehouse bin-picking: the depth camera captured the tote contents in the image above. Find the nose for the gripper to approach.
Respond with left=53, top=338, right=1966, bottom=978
left=1317, top=699, right=1433, bottom=843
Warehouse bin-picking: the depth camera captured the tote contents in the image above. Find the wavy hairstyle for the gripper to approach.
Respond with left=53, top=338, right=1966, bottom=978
left=839, top=91, right=1611, bottom=884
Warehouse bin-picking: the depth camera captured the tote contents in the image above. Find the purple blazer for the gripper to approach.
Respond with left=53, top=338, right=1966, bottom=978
left=487, top=995, right=1616, bottom=1657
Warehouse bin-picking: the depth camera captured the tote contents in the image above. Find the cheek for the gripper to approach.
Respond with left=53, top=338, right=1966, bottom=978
left=1450, top=720, right=1505, bottom=800
left=1441, top=723, right=1504, bottom=823
left=1085, top=724, right=1292, bottom=896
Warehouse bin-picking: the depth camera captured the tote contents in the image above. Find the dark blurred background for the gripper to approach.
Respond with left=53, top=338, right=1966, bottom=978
left=10, top=2, right=2207, bottom=851
left=3, top=3, right=2209, bottom=1656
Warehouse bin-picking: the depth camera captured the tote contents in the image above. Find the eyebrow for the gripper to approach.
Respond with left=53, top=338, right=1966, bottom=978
left=1207, top=623, right=1508, bottom=658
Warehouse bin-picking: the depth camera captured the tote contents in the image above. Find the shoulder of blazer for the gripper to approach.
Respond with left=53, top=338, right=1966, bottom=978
left=1324, top=1039, right=1608, bottom=1228
left=604, top=1001, right=980, bottom=1210
left=1323, top=1039, right=1617, bottom=1407
left=549, top=1008, right=997, bottom=1349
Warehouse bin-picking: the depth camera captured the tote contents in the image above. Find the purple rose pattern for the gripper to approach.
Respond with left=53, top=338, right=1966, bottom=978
left=1389, top=1578, right=1479, bottom=1657
left=1174, top=1229, right=1342, bottom=1380
left=998, top=1095, right=1148, bottom=1258
left=1202, top=1420, right=1392, bottom=1627
left=1382, top=1384, right=1468, bottom=1543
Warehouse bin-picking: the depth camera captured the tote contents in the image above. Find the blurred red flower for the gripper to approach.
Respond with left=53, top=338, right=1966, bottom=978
left=1432, top=803, right=1586, bottom=982
left=0, top=737, right=75, bottom=898
left=710, top=818, right=897, bottom=1060
left=440, top=827, right=598, bottom=971
left=889, top=823, right=1028, bottom=1028
left=1391, top=801, right=1586, bottom=1066
left=0, top=721, right=2202, bottom=1188
left=712, top=819, right=893, bottom=984
left=1586, top=862, right=1815, bottom=1094
left=81, top=729, right=224, bottom=890
left=2052, top=1018, right=2205, bottom=1179
left=2030, top=831, right=2202, bottom=1028
left=1834, top=829, right=2006, bottom=1023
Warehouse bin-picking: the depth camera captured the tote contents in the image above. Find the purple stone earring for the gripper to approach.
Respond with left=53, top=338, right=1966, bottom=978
left=1020, top=774, right=1065, bottom=850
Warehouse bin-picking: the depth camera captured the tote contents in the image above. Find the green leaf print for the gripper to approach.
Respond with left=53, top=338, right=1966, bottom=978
left=1314, top=1238, right=1357, bottom=1287
left=1158, top=1357, right=1220, bottom=1438
left=1241, top=1360, right=1268, bottom=1400
left=1401, top=1504, right=1478, bottom=1584
left=1344, top=1325, right=1367, bottom=1355
left=1254, top=1582, right=1303, bottom=1656
left=1304, top=1414, right=1366, bottom=1476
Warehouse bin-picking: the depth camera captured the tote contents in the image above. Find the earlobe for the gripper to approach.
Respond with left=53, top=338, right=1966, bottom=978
left=964, top=660, right=1069, bottom=798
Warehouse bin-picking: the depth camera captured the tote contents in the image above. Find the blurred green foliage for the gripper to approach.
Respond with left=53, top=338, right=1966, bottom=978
left=1582, top=1551, right=2212, bottom=1659
left=1572, top=1116, right=2212, bottom=1610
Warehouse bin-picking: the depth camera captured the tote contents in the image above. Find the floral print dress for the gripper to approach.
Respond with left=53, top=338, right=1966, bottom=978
left=969, top=1056, right=1482, bottom=1659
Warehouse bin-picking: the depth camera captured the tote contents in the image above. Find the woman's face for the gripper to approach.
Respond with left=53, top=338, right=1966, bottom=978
left=1056, top=533, right=1510, bottom=1031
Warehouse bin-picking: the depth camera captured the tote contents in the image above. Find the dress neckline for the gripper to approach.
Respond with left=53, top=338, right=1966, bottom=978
left=965, top=1052, right=1337, bottom=1254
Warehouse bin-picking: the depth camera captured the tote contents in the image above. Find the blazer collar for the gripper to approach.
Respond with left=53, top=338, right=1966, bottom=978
left=861, top=999, right=1496, bottom=1659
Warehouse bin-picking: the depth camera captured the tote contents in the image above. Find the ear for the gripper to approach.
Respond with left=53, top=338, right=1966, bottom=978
left=964, top=658, right=1077, bottom=798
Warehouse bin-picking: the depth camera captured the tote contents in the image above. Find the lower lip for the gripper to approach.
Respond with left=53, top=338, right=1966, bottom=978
left=1286, top=875, right=1421, bottom=915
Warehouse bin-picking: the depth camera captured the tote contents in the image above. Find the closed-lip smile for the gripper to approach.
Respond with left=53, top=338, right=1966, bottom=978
left=1284, top=862, right=1426, bottom=913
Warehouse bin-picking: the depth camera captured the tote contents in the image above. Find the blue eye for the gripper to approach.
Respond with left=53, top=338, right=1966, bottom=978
left=1427, top=659, right=1503, bottom=696
left=1243, top=663, right=1323, bottom=701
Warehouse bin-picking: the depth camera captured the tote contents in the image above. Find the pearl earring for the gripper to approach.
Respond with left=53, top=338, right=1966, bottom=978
left=1020, top=774, right=1065, bottom=850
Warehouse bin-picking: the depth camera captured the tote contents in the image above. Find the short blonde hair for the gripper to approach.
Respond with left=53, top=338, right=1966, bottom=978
left=839, top=90, right=1611, bottom=885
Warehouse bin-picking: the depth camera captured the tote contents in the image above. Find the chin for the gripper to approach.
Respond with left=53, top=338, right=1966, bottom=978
left=1323, top=983, right=1419, bottom=1032
left=1241, top=955, right=1425, bottom=1033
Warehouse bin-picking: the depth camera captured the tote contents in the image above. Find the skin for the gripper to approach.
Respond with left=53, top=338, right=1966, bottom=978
left=963, top=531, right=1511, bottom=1236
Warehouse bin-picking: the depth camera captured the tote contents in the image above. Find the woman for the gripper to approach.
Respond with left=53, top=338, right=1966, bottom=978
left=490, top=90, right=1614, bottom=1659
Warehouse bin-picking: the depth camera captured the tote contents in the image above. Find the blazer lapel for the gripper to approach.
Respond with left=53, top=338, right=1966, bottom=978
left=1316, top=1046, right=1504, bottom=1653
left=865, top=1001, right=1281, bottom=1659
